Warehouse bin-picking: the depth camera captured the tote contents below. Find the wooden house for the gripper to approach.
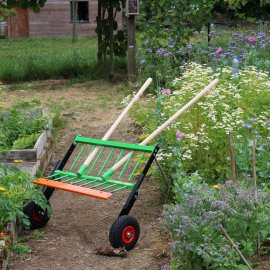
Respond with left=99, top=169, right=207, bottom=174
left=6, top=0, right=122, bottom=38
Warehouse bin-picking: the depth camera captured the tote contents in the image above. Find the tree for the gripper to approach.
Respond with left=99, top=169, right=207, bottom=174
left=0, top=0, right=14, bottom=20
left=96, top=0, right=127, bottom=78
left=6, top=0, right=46, bottom=12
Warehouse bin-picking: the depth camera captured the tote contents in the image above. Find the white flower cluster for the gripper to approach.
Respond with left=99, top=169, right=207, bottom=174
left=156, top=63, right=270, bottom=163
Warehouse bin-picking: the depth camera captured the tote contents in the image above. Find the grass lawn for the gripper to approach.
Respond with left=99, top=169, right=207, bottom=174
left=0, top=37, right=101, bottom=82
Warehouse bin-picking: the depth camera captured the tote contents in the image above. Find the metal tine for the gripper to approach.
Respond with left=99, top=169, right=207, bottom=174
left=112, top=186, right=127, bottom=193
left=69, top=144, right=87, bottom=170
left=63, top=176, right=79, bottom=183
left=97, top=148, right=115, bottom=176
left=114, top=149, right=125, bottom=165
left=48, top=175, right=69, bottom=181
left=87, top=146, right=105, bottom=175
left=100, top=183, right=118, bottom=191
left=46, top=171, right=61, bottom=179
left=117, top=151, right=135, bottom=181
left=88, top=182, right=107, bottom=189
left=80, top=180, right=101, bottom=187
left=72, top=176, right=89, bottom=185
left=127, top=152, right=145, bottom=182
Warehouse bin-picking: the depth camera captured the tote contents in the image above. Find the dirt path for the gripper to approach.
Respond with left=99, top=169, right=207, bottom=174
left=1, top=80, right=169, bottom=270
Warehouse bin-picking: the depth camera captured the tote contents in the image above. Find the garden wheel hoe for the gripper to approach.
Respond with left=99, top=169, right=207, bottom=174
left=25, top=79, right=218, bottom=251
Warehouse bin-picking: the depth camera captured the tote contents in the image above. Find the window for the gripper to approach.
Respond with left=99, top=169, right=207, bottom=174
left=70, top=1, right=89, bottom=23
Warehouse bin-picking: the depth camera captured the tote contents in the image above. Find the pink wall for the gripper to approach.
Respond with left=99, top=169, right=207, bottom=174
left=28, top=0, right=122, bottom=37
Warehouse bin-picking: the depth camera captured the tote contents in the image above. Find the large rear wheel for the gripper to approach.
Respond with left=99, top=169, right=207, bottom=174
left=109, top=215, right=140, bottom=251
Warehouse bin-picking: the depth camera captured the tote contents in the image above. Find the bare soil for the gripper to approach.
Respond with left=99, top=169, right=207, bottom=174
left=0, top=80, right=169, bottom=270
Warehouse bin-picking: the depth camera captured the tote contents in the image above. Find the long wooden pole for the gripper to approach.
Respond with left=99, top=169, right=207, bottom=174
left=104, top=79, right=218, bottom=175
left=77, top=78, right=153, bottom=175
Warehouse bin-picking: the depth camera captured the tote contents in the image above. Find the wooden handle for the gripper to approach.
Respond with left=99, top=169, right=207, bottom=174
left=82, top=78, right=153, bottom=168
left=109, top=79, right=219, bottom=173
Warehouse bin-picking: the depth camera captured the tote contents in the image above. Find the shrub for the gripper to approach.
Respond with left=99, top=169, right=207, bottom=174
left=137, top=23, right=270, bottom=89
left=162, top=177, right=270, bottom=269
left=131, top=63, right=270, bottom=186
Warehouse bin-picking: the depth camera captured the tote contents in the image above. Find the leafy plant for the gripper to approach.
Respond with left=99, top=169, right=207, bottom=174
left=0, top=101, right=49, bottom=151
left=162, top=177, right=270, bottom=269
left=0, top=165, right=50, bottom=232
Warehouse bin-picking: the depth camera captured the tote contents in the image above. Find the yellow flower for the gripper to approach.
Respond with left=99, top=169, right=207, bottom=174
left=0, top=187, right=6, bottom=191
left=14, top=160, right=23, bottom=163
left=213, top=184, right=220, bottom=189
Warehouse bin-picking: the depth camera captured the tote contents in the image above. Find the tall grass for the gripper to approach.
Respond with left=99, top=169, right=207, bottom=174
left=0, top=37, right=111, bottom=82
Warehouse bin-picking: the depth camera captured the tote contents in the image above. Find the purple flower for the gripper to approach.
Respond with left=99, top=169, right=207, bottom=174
left=215, top=47, right=223, bottom=56
left=242, top=123, right=252, bottom=129
left=143, top=40, right=149, bottom=45
left=140, top=58, right=146, bottom=64
left=176, top=130, right=185, bottom=139
left=266, top=120, right=270, bottom=126
left=161, top=88, right=171, bottom=95
left=247, top=37, right=257, bottom=43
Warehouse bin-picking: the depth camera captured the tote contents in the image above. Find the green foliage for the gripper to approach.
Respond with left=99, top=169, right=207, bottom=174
left=31, top=229, right=44, bottom=239
left=12, top=133, right=41, bottom=150
left=137, top=22, right=270, bottom=90
left=7, top=0, right=46, bottom=13
left=131, top=63, right=270, bottom=185
left=163, top=178, right=270, bottom=269
left=96, top=0, right=127, bottom=60
left=0, top=0, right=14, bottom=20
left=0, top=102, right=48, bottom=151
left=0, top=165, right=50, bottom=232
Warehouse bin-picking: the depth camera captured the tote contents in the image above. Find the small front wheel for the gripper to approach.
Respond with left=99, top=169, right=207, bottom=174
left=23, top=201, right=51, bottom=229
left=109, top=215, right=140, bottom=251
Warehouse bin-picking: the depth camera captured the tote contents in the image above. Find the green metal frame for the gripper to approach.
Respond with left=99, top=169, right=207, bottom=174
left=46, top=135, right=156, bottom=193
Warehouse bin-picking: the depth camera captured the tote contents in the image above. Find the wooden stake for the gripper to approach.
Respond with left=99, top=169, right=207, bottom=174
left=127, top=15, right=136, bottom=82
left=252, top=139, right=258, bottom=202
left=252, top=139, right=260, bottom=256
left=220, top=225, right=253, bottom=270
left=229, top=131, right=237, bottom=182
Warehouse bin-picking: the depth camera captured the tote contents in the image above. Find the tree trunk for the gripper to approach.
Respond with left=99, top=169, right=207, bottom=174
left=97, top=0, right=102, bottom=63
left=72, top=0, right=78, bottom=43
left=108, top=4, right=114, bottom=79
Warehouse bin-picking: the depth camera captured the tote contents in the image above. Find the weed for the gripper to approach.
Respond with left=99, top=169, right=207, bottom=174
left=12, top=242, right=31, bottom=255
left=31, top=230, right=44, bottom=240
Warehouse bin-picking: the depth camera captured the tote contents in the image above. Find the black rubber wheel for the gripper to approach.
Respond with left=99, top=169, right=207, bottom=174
left=109, top=215, right=140, bottom=251
left=23, top=201, right=51, bottom=229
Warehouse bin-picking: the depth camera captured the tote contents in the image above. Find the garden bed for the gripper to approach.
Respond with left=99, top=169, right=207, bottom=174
left=0, top=129, right=53, bottom=177
left=0, top=108, right=53, bottom=176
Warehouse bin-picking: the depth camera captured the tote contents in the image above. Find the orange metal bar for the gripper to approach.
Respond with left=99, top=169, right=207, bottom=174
left=33, top=178, right=112, bottom=200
